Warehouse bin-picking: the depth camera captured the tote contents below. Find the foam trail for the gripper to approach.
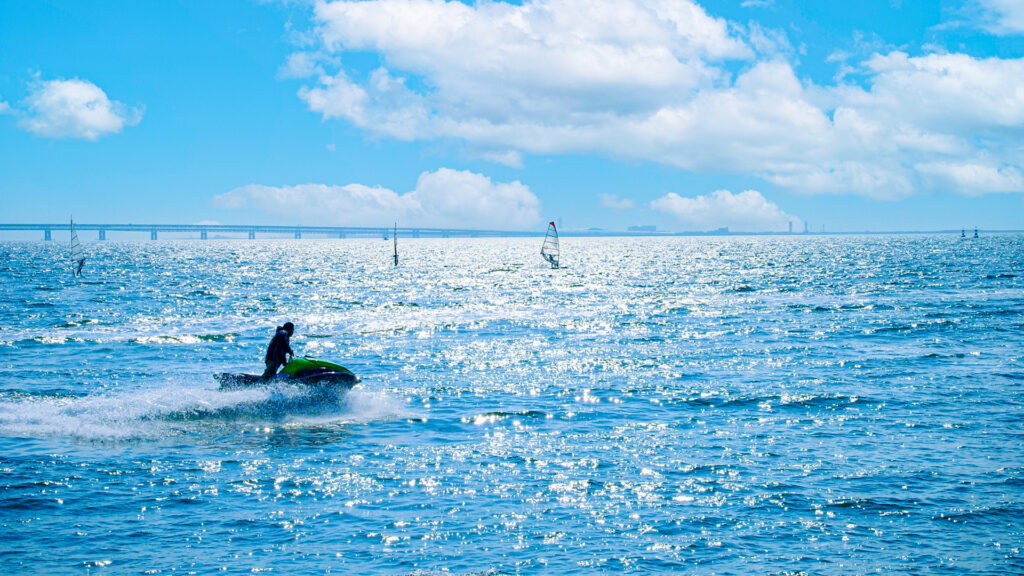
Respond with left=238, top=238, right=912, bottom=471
left=337, top=388, right=414, bottom=423
left=0, top=382, right=414, bottom=440
left=0, top=383, right=296, bottom=440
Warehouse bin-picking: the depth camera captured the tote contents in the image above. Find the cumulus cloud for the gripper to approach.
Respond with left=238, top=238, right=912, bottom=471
left=976, top=0, right=1024, bottom=34
left=849, top=52, right=1024, bottom=131
left=20, top=78, right=142, bottom=140
left=213, top=168, right=541, bottom=229
left=650, top=189, right=797, bottom=232
left=599, top=193, right=635, bottom=210
left=916, top=161, right=1024, bottom=194
left=291, top=0, right=1024, bottom=198
left=300, top=0, right=749, bottom=137
left=0, top=99, right=11, bottom=115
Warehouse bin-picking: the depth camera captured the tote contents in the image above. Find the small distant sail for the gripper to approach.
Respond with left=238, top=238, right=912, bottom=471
left=70, top=218, right=85, bottom=279
left=540, top=221, right=559, bottom=269
left=393, top=223, right=399, bottom=266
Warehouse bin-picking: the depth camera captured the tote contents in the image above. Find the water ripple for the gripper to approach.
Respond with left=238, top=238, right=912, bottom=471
left=0, top=235, right=1022, bottom=574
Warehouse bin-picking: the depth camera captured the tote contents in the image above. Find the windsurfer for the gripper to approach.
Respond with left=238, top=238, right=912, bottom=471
left=262, top=322, right=295, bottom=379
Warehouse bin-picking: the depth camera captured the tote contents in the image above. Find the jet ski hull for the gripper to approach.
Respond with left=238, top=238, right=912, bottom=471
left=215, top=357, right=359, bottom=390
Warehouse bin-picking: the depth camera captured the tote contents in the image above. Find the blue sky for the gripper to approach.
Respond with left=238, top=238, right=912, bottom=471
left=1, top=0, right=1022, bottom=232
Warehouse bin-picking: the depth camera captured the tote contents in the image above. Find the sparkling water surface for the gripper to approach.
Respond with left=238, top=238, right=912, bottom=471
left=1, top=235, right=1022, bottom=574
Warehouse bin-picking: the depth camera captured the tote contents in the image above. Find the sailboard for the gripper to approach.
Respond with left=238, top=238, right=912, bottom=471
left=70, top=217, right=86, bottom=279
left=540, top=221, right=559, bottom=269
left=393, top=223, right=398, bottom=266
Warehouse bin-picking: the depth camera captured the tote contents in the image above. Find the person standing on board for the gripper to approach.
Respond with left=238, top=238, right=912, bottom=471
left=262, top=322, right=295, bottom=379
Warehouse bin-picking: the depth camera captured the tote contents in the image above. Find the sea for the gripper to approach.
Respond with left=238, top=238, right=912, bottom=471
left=1, top=235, right=1022, bottom=574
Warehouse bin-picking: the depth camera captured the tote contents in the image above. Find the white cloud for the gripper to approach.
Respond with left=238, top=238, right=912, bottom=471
left=599, top=193, right=635, bottom=210
left=291, top=1, right=1024, bottom=198
left=745, top=22, right=794, bottom=59
left=0, top=99, right=11, bottom=115
left=279, top=51, right=325, bottom=79
left=301, top=0, right=749, bottom=137
left=650, top=189, right=797, bottom=232
left=20, top=78, right=142, bottom=140
left=478, top=149, right=524, bottom=168
left=976, top=0, right=1024, bottom=34
left=849, top=52, right=1024, bottom=131
left=916, top=161, right=1024, bottom=194
left=213, top=168, right=541, bottom=229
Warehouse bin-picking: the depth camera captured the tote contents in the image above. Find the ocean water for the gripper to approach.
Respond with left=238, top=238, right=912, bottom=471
left=1, top=235, right=1022, bottom=574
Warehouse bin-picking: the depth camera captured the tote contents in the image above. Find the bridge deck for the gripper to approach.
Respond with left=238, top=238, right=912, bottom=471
left=0, top=223, right=541, bottom=239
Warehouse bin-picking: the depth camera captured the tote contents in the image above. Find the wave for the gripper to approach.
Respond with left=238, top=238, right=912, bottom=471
left=660, top=391, right=877, bottom=412
left=130, top=333, right=239, bottom=344
left=0, top=382, right=408, bottom=441
left=7, top=332, right=239, bottom=347
left=463, top=409, right=551, bottom=425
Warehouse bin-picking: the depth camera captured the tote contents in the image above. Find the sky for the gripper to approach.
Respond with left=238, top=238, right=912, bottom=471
left=1, top=0, right=1023, bottom=233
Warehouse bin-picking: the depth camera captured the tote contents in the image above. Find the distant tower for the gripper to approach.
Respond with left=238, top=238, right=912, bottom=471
left=804, top=221, right=809, bottom=234
left=788, top=221, right=793, bottom=234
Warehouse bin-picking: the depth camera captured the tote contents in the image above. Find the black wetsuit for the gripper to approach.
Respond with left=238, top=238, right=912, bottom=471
left=262, top=327, right=293, bottom=379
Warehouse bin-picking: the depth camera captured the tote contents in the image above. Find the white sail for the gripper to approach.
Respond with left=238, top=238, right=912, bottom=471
left=70, top=218, right=85, bottom=278
left=540, top=221, right=559, bottom=269
left=393, top=223, right=398, bottom=266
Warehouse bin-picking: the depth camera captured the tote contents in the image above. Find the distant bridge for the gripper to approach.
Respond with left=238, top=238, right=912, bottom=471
left=6, top=223, right=1008, bottom=240
left=0, top=223, right=541, bottom=241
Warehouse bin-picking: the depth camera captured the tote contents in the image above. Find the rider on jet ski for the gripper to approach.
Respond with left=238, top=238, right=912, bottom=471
left=262, top=322, right=294, bottom=379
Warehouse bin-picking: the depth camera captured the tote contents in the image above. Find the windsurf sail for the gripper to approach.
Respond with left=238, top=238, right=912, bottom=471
left=70, top=218, right=85, bottom=278
left=393, top=223, right=398, bottom=266
left=541, top=221, right=559, bottom=268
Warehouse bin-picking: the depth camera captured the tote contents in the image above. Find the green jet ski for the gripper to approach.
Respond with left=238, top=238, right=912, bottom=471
left=215, top=357, right=360, bottom=390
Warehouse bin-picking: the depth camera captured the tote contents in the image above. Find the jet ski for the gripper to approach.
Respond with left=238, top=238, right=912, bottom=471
left=215, top=357, right=360, bottom=390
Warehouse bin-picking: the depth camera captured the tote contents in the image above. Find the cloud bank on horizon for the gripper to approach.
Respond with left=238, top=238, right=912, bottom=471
left=651, top=189, right=798, bottom=232
left=279, top=0, right=1023, bottom=203
left=214, top=168, right=540, bottom=229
